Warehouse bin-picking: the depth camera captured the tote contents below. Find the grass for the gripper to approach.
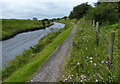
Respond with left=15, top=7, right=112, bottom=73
left=3, top=19, right=73, bottom=82
left=50, top=28, right=59, bottom=30
left=1, top=19, right=53, bottom=40
left=60, top=18, right=119, bottom=82
left=2, top=21, right=68, bottom=80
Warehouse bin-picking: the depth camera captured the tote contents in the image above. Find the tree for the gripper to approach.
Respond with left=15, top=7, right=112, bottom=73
left=86, top=2, right=119, bottom=24
left=33, top=17, right=37, bottom=20
left=63, top=16, right=67, bottom=20
left=41, top=20, right=45, bottom=27
left=69, top=3, right=92, bottom=19
left=47, top=20, right=50, bottom=25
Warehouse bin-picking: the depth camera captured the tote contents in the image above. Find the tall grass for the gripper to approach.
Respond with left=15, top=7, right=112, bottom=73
left=60, top=18, right=119, bottom=82
left=3, top=19, right=73, bottom=82
left=1, top=19, right=53, bottom=40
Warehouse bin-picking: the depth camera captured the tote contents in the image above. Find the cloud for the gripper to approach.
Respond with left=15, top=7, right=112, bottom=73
left=1, top=0, right=97, bottom=19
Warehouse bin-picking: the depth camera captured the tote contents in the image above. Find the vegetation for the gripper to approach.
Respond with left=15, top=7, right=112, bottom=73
left=50, top=28, right=59, bottom=30
left=1, top=19, right=53, bottom=40
left=2, top=1, right=119, bottom=83
left=2, top=19, right=73, bottom=82
left=60, top=18, right=119, bottom=82
left=69, top=3, right=91, bottom=19
left=69, top=2, right=119, bottom=24
left=86, top=2, right=119, bottom=24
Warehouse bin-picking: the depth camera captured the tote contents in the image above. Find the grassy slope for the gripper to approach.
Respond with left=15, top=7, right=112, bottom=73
left=2, top=20, right=69, bottom=80
left=1, top=19, right=53, bottom=40
left=60, top=18, right=119, bottom=82
left=3, top=19, right=73, bottom=82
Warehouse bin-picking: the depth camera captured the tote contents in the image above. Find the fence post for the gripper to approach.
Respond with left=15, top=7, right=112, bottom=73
left=93, top=20, right=95, bottom=27
left=108, top=32, right=115, bottom=68
left=96, top=22, right=99, bottom=46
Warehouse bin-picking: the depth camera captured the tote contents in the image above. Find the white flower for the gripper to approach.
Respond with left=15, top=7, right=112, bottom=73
left=77, top=62, right=80, bottom=65
left=96, top=79, right=98, bottom=82
left=94, top=63, right=96, bottom=65
left=88, top=79, right=90, bottom=80
left=90, top=61, right=92, bottom=63
left=71, top=75, right=74, bottom=76
left=90, top=57, right=92, bottom=59
left=81, top=80, right=83, bottom=82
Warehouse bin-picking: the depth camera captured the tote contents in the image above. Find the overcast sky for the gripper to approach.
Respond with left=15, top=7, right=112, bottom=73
left=1, top=0, right=98, bottom=20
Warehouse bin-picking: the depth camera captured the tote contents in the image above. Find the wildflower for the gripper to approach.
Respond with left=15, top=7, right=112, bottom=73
left=63, top=76, right=65, bottom=77
left=69, top=77, right=72, bottom=79
left=81, top=80, right=83, bottom=82
left=77, top=62, right=80, bottom=65
left=78, top=78, right=80, bottom=80
left=90, top=57, right=92, bottom=59
left=31, top=80, right=33, bottom=82
left=88, top=79, right=90, bottom=81
left=101, top=61, right=104, bottom=63
left=83, top=76, right=86, bottom=79
left=71, top=75, right=74, bottom=76
left=68, top=75, right=71, bottom=78
left=87, top=57, right=89, bottom=59
left=110, top=63, right=113, bottom=66
left=64, top=78, right=68, bottom=81
left=106, top=61, right=108, bottom=63
left=90, top=61, right=92, bottom=63
left=96, top=79, right=98, bottom=82
left=94, top=63, right=97, bottom=66
left=93, top=75, right=96, bottom=77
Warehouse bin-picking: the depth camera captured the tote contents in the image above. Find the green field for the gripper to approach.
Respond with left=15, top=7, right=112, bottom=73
left=1, top=19, right=53, bottom=40
left=3, top=19, right=74, bottom=82
left=60, top=18, right=119, bottom=82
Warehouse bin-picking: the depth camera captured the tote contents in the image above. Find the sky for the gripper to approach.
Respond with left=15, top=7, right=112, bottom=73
left=1, top=0, right=98, bottom=20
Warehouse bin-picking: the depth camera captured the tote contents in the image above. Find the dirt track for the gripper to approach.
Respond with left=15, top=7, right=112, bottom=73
left=30, top=24, right=76, bottom=82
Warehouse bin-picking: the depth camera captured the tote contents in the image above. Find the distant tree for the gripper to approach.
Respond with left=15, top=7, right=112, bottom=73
left=63, top=16, right=67, bottom=20
left=33, top=17, right=38, bottom=20
left=43, top=18, right=49, bottom=21
left=42, top=18, right=51, bottom=25
left=69, top=2, right=92, bottom=19
left=47, top=20, right=50, bottom=25
left=41, top=20, right=45, bottom=27
left=57, top=18, right=60, bottom=20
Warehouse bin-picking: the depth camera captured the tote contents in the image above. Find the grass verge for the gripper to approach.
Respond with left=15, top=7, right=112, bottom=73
left=1, top=19, right=53, bottom=40
left=60, top=18, right=119, bottom=82
left=3, top=20, right=73, bottom=82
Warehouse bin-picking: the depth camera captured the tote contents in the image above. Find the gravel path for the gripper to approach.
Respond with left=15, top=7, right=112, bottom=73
left=30, top=24, right=76, bottom=82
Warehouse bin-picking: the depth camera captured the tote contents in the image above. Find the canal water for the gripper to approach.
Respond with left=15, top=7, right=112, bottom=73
left=1, top=22, right=65, bottom=68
